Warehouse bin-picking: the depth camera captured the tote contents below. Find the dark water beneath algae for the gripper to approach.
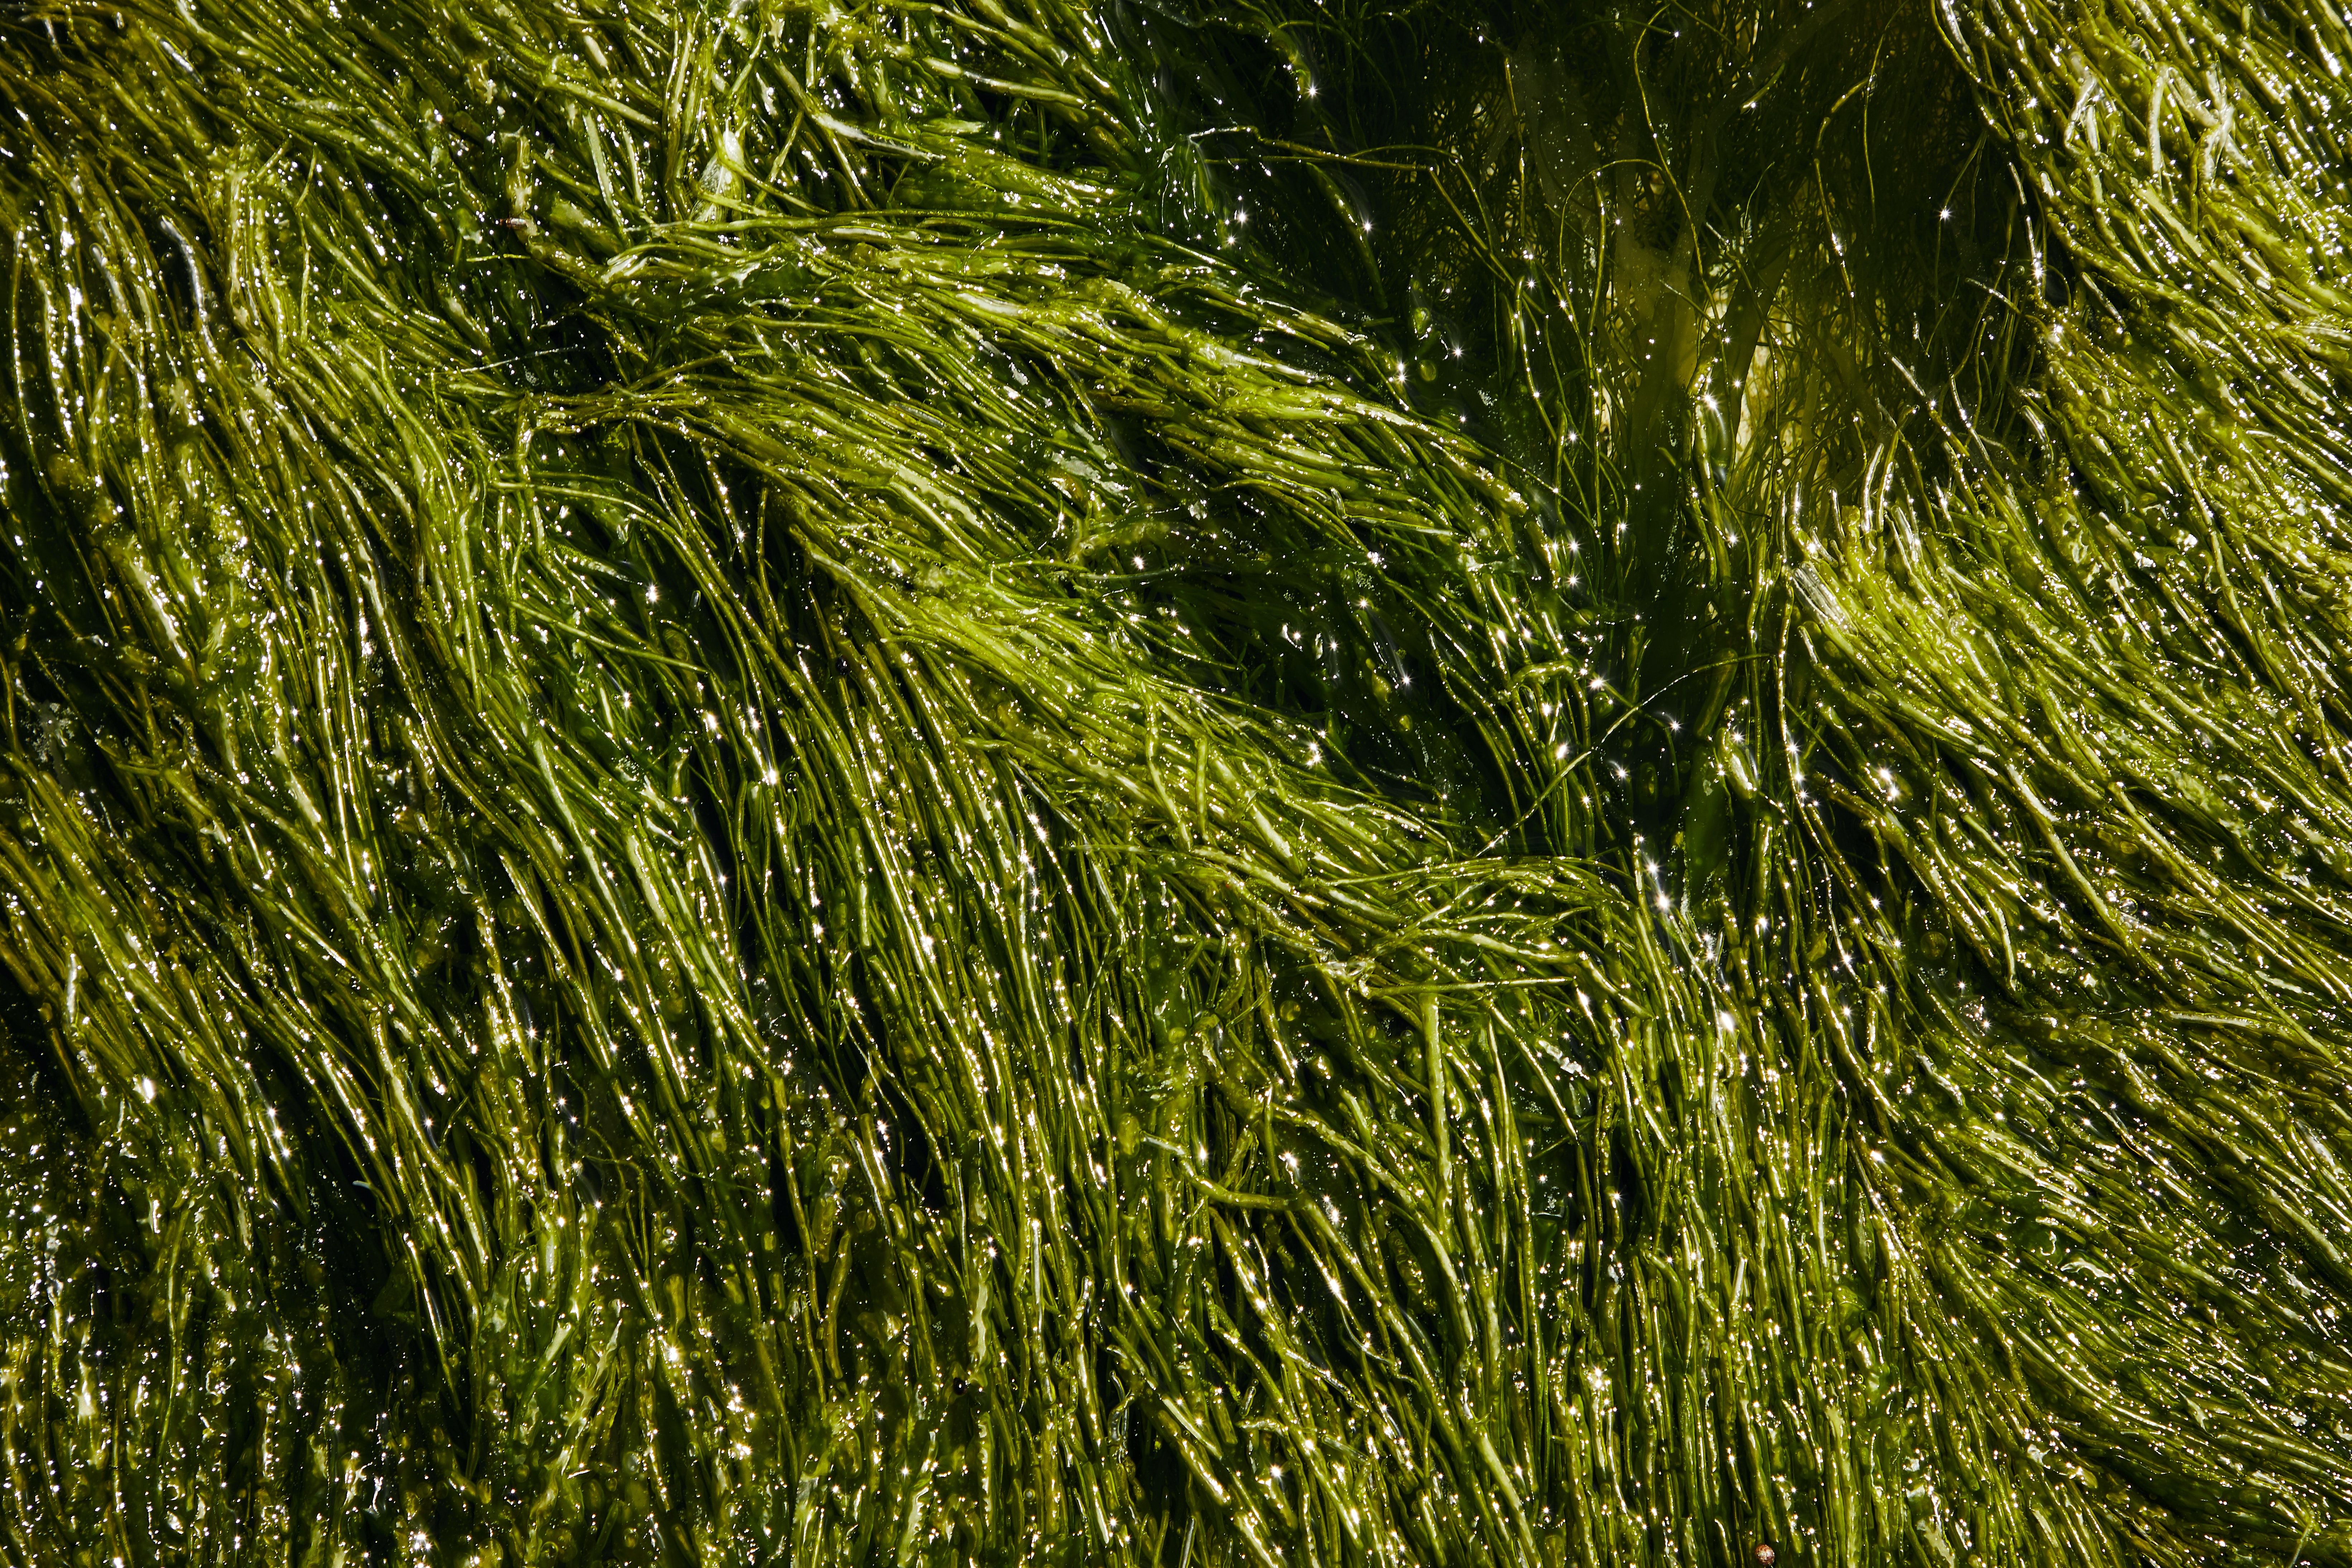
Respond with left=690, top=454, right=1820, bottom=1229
left=4, top=0, right=2352, bottom=1562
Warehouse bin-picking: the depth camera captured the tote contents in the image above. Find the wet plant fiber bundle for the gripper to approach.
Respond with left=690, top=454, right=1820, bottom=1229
left=4, top=0, right=2352, bottom=1560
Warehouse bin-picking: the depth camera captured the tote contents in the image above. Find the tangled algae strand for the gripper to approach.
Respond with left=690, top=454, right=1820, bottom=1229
left=4, top=0, right=2352, bottom=1562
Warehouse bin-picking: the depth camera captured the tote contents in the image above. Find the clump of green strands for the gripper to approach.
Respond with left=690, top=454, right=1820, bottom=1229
left=3, top=0, right=2352, bottom=1559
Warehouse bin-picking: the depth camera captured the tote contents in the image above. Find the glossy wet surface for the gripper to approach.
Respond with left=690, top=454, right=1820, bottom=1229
left=3, top=0, right=2351, bottom=1562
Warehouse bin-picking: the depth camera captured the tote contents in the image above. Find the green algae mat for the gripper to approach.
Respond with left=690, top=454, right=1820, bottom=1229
left=3, top=0, right=2352, bottom=1560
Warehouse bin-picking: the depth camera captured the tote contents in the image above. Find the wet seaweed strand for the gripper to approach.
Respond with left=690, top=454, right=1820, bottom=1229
left=1, top=0, right=2351, bottom=1564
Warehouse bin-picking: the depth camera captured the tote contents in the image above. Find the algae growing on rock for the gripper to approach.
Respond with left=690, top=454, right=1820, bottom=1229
left=3, top=0, right=2352, bottom=1560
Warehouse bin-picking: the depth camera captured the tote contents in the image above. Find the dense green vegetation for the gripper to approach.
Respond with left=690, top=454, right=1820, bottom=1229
left=4, top=0, right=2352, bottom=1560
